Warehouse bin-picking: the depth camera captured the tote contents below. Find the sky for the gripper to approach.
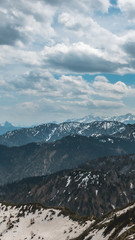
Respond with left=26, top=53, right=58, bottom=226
left=1, top=0, right=135, bottom=125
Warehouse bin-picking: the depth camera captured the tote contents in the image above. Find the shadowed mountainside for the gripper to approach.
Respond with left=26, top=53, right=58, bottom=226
left=1, top=154, right=135, bottom=217
left=1, top=134, right=135, bottom=185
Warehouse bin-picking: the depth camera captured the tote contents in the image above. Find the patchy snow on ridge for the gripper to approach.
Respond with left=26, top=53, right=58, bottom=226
left=0, top=203, right=92, bottom=240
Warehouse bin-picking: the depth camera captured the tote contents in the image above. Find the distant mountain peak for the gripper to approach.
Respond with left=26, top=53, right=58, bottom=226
left=4, top=121, right=13, bottom=127
left=0, top=121, right=21, bottom=135
left=67, top=113, right=135, bottom=124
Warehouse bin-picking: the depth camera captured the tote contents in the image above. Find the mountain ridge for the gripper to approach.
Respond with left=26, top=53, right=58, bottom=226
left=1, top=134, right=135, bottom=185
left=67, top=113, right=135, bottom=124
left=0, top=121, right=126, bottom=147
left=1, top=201, right=135, bottom=240
left=1, top=154, right=135, bottom=217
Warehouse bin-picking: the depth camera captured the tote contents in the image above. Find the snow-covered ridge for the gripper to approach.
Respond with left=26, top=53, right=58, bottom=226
left=74, top=202, right=135, bottom=240
left=0, top=120, right=126, bottom=146
left=0, top=203, right=92, bottom=240
left=68, top=113, right=135, bottom=124
left=1, top=201, right=135, bottom=240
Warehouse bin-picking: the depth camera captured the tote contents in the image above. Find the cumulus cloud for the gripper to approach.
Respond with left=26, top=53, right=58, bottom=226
left=93, top=100, right=124, bottom=109
left=1, top=0, right=135, bottom=123
left=0, top=0, right=55, bottom=46
left=41, top=0, right=111, bottom=13
left=2, top=70, right=134, bottom=112
left=117, top=0, right=135, bottom=21
left=120, top=31, right=135, bottom=70
left=93, top=76, right=131, bottom=99
left=0, top=0, right=133, bottom=76
left=0, top=24, right=25, bottom=46
left=2, top=68, right=135, bottom=123
left=0, top=45, right=41, bottom=68
left=123, top=41, right=135, bottom=57
left=6, top=71, right=94, bottom=102
left=42, top=42, right=126, bottom=74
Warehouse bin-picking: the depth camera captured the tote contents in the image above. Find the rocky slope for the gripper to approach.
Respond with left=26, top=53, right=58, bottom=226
left=0, top=135, right=135, bottom=185
left=0, top=121, right=125, bottom=147
left=113, top=123, right=135, bottom=140
left=1, top=154, right=135, bottom=217
left=74, top=202, right=135, bottom=240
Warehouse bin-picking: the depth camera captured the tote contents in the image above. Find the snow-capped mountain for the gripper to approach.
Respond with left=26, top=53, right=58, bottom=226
left=109, top=113, right=135, bottom=124
left=67, top=115, right=102, bottom=123
left=1, top=154, right=135, bottom=217
left=0, top=201, right=135, bottom=240
left=68, top=113, right=135, bottom=124
left=0, top=121, right=126, bottom=147
left=0, top=121, right=21, bottom=135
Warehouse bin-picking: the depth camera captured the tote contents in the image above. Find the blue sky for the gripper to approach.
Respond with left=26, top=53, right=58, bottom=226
left=0, top=0, right=135, bottom=125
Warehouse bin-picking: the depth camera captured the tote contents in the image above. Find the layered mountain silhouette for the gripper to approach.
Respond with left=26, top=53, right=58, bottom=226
left=1, top=134, right=135, bottom=185
left=0, top=121, right=130, bottom=146
left=1, top=154, right=135, bottom=218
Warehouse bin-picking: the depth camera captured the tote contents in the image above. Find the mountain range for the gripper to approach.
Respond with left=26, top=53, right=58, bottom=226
left=1, top=134, right=135, bottom=185
left=0, top=120, right=131, bottom=147
left=0, top=113, right=135, bottom=136
left=1, top=154, right=135, bottom=218
left=1, top=114, right=135, bottom=238
left=68, top=113, right=135, bottom=124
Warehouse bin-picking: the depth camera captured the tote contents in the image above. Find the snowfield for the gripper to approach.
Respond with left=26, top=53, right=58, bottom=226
left=0, top=203, right=92, bottom=240
left=1, top=202, right=135, bottom=240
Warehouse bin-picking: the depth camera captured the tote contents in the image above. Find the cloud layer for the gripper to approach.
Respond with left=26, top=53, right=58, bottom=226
left=1, top=0, right=135, bottom=124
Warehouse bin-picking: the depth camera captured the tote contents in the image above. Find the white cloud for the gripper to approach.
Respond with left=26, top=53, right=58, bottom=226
left=0, top=0, right=55, bottom=46
left=42, top=0, right=111, bottom=13
left=93, top=99, right=124, bottom=108
left=93, top=75, right=134, bottom=99
left=0, top=45, right=41, bottom=66
left=1, top=0, right=135, bottom=123
left=41, top=42, right=126, bottom=74
left=118, top=0, right=135, bottom=21
left=2, top=70, right=135, bottom=123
